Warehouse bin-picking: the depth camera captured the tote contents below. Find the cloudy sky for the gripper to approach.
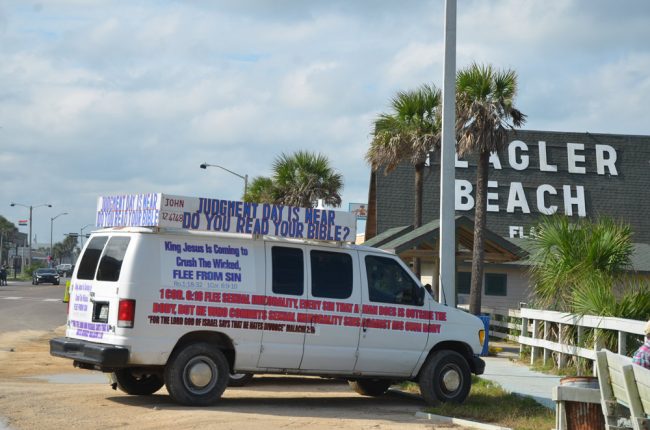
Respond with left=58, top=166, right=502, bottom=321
left=2, top=0, right=650, bottom=246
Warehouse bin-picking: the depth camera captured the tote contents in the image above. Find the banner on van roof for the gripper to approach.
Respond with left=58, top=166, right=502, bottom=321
left=96, top=193, right=357, bottom=242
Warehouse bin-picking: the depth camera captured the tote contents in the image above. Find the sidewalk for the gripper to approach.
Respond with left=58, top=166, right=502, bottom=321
left=480, top=342, right=562, bottom=410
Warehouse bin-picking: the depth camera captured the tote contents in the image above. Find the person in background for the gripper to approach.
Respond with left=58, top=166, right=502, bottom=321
left=632, top=319, right=650, bottom=369
left=0, top=266, right=7, bottom=286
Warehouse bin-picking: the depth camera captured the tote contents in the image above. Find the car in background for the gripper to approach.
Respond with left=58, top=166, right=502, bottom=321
left=33, top=268, right=60, bottom=285
left=56, top=264, right=73, bottom=277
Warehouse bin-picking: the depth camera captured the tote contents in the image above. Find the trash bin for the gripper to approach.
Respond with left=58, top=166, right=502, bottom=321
left=560, top=376, right=605, bottom=430
left=478, top=314, right=490, bottom=357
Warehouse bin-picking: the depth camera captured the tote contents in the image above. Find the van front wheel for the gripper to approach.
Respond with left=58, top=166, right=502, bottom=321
left=112, top=368, right=164, bottom=395
left=418, top=350, right=471, bottom=406
left=348, top=379, right=391, bottom=396
left=164, top=342, right=229, bottom=406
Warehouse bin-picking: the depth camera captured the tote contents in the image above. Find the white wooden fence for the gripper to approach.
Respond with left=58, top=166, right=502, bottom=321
left=478, top=307, right=647, bottom=372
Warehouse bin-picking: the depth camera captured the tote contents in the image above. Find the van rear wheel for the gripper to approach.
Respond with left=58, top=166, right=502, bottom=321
left=112, top=368, right=164, bottom=395
left=164, top=342, right=229, bottom=406
left=348, top=379, right=392, bottom=396
left=418, top=350, right=471, bottom=406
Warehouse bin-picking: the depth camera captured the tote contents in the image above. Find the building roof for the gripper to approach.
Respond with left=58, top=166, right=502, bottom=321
left=366, top=215, right=527, bottom=263
left=362, top=225, right=414, bottom=248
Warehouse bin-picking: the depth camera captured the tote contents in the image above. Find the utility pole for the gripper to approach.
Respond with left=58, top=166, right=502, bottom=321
left=438, top=0, right=457, bottom=306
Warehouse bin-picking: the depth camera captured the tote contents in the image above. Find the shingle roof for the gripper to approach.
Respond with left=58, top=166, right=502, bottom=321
left=366, top=215, right=527, bottom=262
left=362, top=225, right=414, bottom=248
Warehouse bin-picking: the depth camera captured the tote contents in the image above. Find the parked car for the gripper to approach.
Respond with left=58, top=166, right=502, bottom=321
left=56, top=264, right=73, bottom=277
left=33, top=268, right=60, bottom=285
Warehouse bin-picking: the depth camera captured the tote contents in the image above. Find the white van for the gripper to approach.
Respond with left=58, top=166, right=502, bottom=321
left=51, top=193, right=485, bottom=407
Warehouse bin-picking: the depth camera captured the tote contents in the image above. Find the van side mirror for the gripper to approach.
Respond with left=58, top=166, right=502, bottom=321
left=416, top=286, right=425, bottom=306
left=424, top=284, right=433, bottom=295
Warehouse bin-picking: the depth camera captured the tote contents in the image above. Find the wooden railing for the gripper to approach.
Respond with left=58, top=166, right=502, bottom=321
left=474, top=306, right=647, bottom=372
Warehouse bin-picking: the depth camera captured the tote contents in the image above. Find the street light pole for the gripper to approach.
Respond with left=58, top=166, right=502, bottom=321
left=80, top=224, right=93, bottom=249
left=200, top=162, right=249, bottom=197
left=50, top=212, right=68, bottom=266
left=11, top=202, right=52, bottom=266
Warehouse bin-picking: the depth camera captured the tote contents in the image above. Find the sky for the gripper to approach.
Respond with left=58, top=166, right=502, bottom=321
left=2, top=0, right=650, bottom=247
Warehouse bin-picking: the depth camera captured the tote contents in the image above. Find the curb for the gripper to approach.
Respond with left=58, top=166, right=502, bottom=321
left=415, top=412, right=512, bottom=430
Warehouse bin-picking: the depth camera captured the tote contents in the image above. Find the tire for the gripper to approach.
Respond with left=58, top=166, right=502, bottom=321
left=348, top=379, right=392, bottom=397
left=112, top=368, right=164, bottom=395
left=418, top=350, right=471, bottom=406
left=164, top=342, right=230, bottom=406
left=228, top=372, right=254, bottom=387
left=33, top=280, right=38, bottom=285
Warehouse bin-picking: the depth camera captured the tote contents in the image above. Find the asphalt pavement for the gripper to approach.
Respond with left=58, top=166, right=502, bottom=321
left=0, top=279, right=68, bottom=333
left=481, top=341, right=561, bottom=410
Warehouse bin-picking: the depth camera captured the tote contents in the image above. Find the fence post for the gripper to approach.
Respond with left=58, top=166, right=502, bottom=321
left=543, top=321, right=550, bottom=366
left=617, top=331, right=627, bottom=356
left=520, top=316, right=528, bottom=357
left=531, top=319, right=539, bottom=365
left=593, top=329, right=604, bottom=377
left=558, top=323, right=567, bottom=369
left=577, top=325, right=586, bottom=374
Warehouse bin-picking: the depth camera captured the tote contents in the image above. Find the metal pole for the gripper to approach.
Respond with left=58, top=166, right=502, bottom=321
left=50, top=213, right=68, bottom=266
left=200, top=162, right=248, bottom=197
left=438, top=0, right=457, bottom=306
left=28, top=206, right=33, bottom=266
left=50, top=217, right=53, bottom=267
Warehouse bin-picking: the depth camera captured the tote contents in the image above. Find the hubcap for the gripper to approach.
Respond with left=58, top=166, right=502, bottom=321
left=184, top=356, right=217, bottom=394
left=441, top=367, right=461, bottom=392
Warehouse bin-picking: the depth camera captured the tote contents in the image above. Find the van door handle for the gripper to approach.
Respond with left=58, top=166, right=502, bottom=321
left=362, top=319, right=367, bottom=333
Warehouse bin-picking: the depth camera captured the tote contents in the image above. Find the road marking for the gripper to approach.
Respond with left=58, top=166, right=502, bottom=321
left=1, top=297, right=63, bottom=303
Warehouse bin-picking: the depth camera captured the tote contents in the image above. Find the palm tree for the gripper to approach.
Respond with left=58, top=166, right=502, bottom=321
left=528, top=216, right=649, bottom=360
left=272, top=150, right=343, bottom=208
left=455, top=63, right=526, bottom=315
left=243, top=176, right=276, bottom=204
left=528, top=216, right=634, bottom=312
left=366, top=84, right=442, bottom=277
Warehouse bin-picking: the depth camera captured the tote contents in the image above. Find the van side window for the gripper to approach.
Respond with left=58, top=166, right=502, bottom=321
left=272, top=247, right=304, bottom=296
left=365, top=255, right=422, bottom=307
left=77, top=236, right=108, bottom=280
left=310, top=250, right=352, bottom=299
left=96, top=237, right=131, bottom=282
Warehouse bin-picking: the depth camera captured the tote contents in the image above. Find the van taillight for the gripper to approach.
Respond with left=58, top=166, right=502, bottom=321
left=117, top=299, right=136, bottom=328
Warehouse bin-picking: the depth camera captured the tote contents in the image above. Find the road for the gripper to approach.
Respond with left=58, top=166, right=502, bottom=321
left=0, top=279, right=68, bottom=333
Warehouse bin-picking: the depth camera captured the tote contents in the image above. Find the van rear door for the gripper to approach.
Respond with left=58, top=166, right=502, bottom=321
left=67, top=234, right=132, bottom=345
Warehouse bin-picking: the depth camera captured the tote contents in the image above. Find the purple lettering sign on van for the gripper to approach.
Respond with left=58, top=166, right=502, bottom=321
left=97, top=193, right=357, bottom=241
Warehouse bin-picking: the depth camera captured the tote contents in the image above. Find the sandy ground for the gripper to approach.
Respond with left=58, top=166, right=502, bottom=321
left=0, top=327, right=463, bottom=430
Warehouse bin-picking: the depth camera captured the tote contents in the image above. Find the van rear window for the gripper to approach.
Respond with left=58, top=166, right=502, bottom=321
left=96, top=237, right=131, bottom=282
left=77, top=236, right=108, bottom=280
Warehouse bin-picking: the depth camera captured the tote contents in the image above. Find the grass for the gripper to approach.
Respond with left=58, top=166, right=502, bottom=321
left=401, top=376, right=554, bottom=430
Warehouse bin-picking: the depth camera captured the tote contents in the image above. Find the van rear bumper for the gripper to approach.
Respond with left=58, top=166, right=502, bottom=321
left=50, top=337, right=129, bottom=371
